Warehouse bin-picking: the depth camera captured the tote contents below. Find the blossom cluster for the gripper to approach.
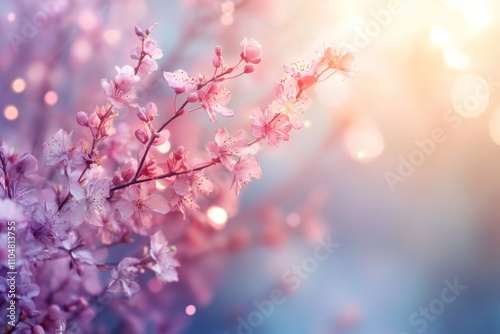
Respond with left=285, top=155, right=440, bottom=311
left=0, top=24, right=354, bottom=333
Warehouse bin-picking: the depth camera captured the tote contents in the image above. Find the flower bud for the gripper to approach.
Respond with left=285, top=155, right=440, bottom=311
left=112, top=172, right=122, bottom=186
left=137, top=109, right=148, bottom=122
left=145, top=23, right=157, bottom=36
left=187, top=92, right=198, bottom=103
left=76, top=111, right=89, bottom=126
left=243, top=64, right=255, bottom=74
left=76, top=264, right=85, bottom=276
left=88, top=112, right=100, bottom=128
left=48, top=304, right=61, bottom=321
left=135, top=129, right=149, bottom=144
left=174, top=146, right=185, bottom=160
left=32, top=325, right=45, bottom=334
left=145, top=102, right=157, bottom=120
left=213, top=56, right=221, bottom=68
left=135, top=25, right=144, bottom=38
left=215, top=45, right=222, bottom=57
left=240, top=37, right=262, bottom=64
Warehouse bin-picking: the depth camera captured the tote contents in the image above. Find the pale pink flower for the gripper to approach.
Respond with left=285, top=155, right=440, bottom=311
left=168, top=191, right=198, bottom=219
left=173, top=171, right=214, bottom=197
left=131, top=38, right=164, bottom=74
left=249, top=107, right=292, bottom=147
left=96, top=213, right=121, bottom=245
left=198, top=81, right=233, bottom=122
left=205, top=128, right=247, bottom=171
left=232, top=157, right=262, bottom=196
left=108, top=257, right=141, bottom=298
left=240, top=37, right=262, bottom=64
left=170, top=169, right=213, bottom=218
left=163, top=69, right=198, bottom=94
left=147, top=230, right=179, bottom=282
left=68, top=179, right=110, bottom=226
left=317, top=42, right=356, bottom=76
left=283, top=61, right=318, bottom=92
left=101, top=65, right=140, bottom=109
left=8, top=153, right=42, bottom=184
left=116, top=182, right=170, bottom=230
left=271, top=81, right=312, bottom=129
left=43, top=129, right=74, bottom=166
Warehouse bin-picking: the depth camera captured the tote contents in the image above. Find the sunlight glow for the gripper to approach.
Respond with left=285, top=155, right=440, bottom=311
left=156, top=140, right=171, bottom=153
left=343, top=118, right=384, bottom=162
left=207, top=206, right=228, bottom=229
left=429, top=27, right=451, bottom=47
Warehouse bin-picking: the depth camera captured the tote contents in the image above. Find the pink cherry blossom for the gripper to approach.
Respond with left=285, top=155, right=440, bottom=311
left=271, top=81, right=312, bottom=129
left=8, top=153, right=41, bottom=184
left=108, top=257, right=142, bottom=298
left=115, top=182, right=170, bottom=231
left=283, top=61, right=317, bottom=92
left=198, top=81, right=234, bottom=122
left=131, top=37, right=164, bottom=74
left=249, top=107, right=292, bottom=147
left=147, top=230, right=179, bottom=282
left=232, top=157, right=262, bottom=196
left=163, top=69, right=198, bottom=94
left=173, top=171, right=214, bottom=197
left=205, top=128, right=247, bottom=171
left=43, top=129, right=74, bottom=166
left=316, top=42, right=356, bottom=77
left=101, top=65, right=140, bottom=109
left=68, top=178, right=110, bottom=226
left=240, top=37, right=262, bottom=64
left=170, top=170, right=214, bottom=218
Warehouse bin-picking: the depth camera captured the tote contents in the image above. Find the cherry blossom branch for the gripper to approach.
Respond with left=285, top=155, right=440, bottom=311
left=110, top=161, right=217, bottom=192
left=127, top=60, right=244, bottom=191
left=58, top=106, right=113, bottom=210
left=0, top=154, right=12, bottom=199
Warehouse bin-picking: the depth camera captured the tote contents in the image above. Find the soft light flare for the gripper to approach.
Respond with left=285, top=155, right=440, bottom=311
left=44, top=91, right=58, bottom=105
left=343, top=118, right=384, bottom=162
left=207, top=206, right=228, bottom=229
left=185, top=305, right=196, bottom=316
left=4, top=105, right=19, bottom=121
left=429, top=27, right=451, bottom=47
left=156, top=140, right=171, bottom=153
left=12, top=78, right=26, bottom=93
left=103, top=30, right=122, bottom=45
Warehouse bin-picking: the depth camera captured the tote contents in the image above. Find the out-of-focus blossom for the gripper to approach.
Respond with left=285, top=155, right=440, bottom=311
left=8, top=153, right=42, bottom=184
left=0, top=198, right=25, bottom=221
left=43, top=129, right=74, bottom=167
left=232, top=157, right=262, bottom=196
left=316, top=42, right=356, bottom=77
left=68, top=179, right=110, bottom=226
left=240, top=37, right=262, bottom=64
left=147, top=230, right=179, bottom=282
left=115, top=182, right=170, bottom=231
left=108, top=257, right=142, bottom=298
